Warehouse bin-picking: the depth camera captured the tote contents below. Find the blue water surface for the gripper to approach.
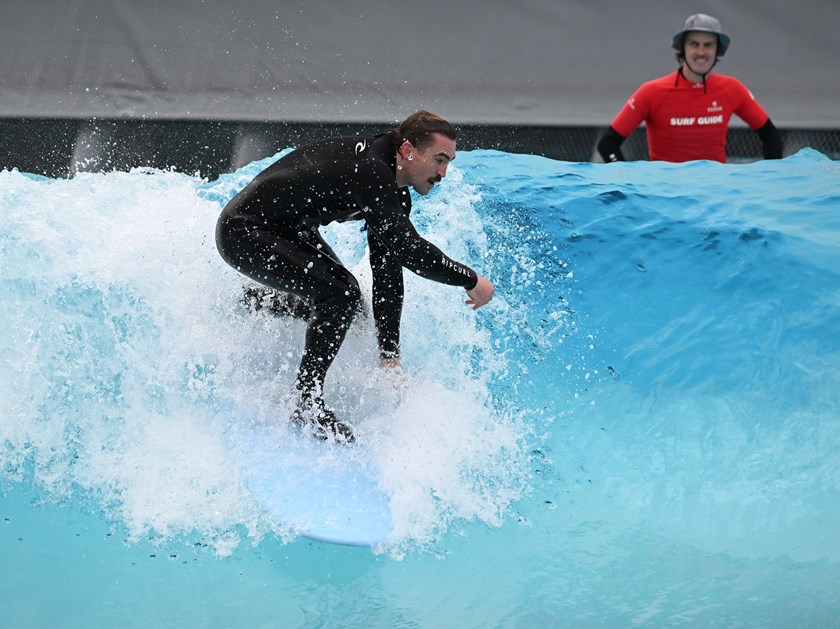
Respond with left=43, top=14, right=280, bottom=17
left=1, top=149, right=839, bottom=626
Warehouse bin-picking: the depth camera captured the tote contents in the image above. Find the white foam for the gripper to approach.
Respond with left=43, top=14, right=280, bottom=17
left=0, top=163, right=534, bottom=556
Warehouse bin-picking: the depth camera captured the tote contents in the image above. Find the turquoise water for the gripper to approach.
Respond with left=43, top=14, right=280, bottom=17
left=1, top=149, right=839, bottom=626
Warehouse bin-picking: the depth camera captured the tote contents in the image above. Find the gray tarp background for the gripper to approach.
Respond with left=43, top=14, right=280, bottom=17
left=2, top=0, right=838, bottom=128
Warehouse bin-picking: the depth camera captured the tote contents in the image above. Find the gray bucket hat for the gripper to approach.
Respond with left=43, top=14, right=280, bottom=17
left=672, top=13, right=731, bottom=57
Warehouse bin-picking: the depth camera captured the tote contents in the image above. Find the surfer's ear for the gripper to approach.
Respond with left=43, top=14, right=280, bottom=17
left=398, top=141, right=414, bottom=161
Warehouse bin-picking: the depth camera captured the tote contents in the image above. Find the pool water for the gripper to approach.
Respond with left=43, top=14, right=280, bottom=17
left=1, top=148, right=839, bottom=626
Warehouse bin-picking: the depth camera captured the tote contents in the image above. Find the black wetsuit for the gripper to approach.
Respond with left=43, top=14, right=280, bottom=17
left=216, top=134, right=478, bottom=399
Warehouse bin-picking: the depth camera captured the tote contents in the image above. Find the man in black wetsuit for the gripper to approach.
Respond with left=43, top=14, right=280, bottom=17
left=216, top=111, right=494, bottom=443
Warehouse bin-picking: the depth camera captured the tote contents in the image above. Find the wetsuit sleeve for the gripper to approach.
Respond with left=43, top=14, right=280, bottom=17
left=366, top=209, right=478, bottom=289
left=367, top=227, right=403, bottom=359
left=597, top=126, right=627, bottom=162
left=359, top=165, right=478, bottom=290
left=756, top=119, right=783, bottom=159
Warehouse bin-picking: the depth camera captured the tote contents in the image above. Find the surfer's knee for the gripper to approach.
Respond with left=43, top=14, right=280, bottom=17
left=307, top=278, right=360, bottom=337
left=319, top=275, right=361, bottom=319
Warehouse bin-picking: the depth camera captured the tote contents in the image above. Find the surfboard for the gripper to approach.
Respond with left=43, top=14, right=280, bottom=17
left=231, top=424, right=393, bottom=547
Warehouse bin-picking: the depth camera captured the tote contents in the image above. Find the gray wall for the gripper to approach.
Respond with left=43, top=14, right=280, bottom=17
left=2, top=0, right=837, bottom=127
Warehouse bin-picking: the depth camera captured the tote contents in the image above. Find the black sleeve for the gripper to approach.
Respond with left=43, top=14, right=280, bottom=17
left=359, top=165, right=478, bottom=290
left=597, top=126, right=627, bottom=163
left=756, top=119, right=783, bottom=159
left=368, top=227, right=403, bottom=359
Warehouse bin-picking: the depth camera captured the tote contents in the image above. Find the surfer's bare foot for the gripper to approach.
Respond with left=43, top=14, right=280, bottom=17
left=291, top=399, right=355, bottom=444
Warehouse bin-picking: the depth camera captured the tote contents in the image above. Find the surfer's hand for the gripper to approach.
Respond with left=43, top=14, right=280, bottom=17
left=379, top=356, right=404, bottom=401
left=379, top=356, right=402, bottom=375
left=466, top=275, right=494, bottom=310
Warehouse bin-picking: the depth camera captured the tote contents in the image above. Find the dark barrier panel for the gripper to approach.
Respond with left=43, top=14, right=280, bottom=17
left=2, top=118, right=838, bottom=180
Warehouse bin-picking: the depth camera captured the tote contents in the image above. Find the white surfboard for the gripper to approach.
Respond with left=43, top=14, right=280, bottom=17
left=231, top=424, right=393, bottom=547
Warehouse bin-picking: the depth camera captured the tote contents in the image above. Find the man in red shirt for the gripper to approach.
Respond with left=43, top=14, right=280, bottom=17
left=597, top=13, right=782, bottom=163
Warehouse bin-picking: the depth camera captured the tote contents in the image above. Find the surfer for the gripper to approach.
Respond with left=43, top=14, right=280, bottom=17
left=216, top=110, right=494, bottom=443
left=597, top=13, right=783, bottom=163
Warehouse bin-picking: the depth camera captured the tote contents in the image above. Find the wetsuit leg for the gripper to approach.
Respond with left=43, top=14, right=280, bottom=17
left=217, top=219, right=361, bottom=400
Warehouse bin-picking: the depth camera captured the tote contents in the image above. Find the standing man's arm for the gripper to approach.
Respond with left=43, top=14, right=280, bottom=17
left=598, top=83, right=650, bottom=163
left=597, top=126, right=628, bottom=162
left=733, top=79, right=783, bottom=160
left=756, top=119, right=783, bottom=159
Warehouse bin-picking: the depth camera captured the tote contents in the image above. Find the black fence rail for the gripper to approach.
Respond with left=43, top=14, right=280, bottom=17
left=2, top=118, right=838, bottom=180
